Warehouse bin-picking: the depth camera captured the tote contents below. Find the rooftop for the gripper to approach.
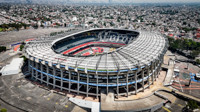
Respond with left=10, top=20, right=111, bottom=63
left=24, top=29, right=168, bottom=72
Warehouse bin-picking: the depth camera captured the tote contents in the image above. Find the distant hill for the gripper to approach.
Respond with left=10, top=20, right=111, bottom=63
left=0, top=0, right=72, bottom=4
left=0, top=0, right=30, bottom=4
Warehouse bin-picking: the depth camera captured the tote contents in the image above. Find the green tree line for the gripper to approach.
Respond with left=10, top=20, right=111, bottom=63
left=0, top=23, right=29, bottom=31
left=0, top=104, right=7, bottom=112
left=0, top=46, right=6, bottom=53
left=168, top=36, right=200, bottom=59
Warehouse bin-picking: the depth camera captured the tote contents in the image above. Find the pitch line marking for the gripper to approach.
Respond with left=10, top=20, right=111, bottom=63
left=178, top=104, right=184, bottom=108
left=162, top=106, right=171, bottom=112
left=47, top=93, right=54, bottom=101
left=40, top=92, right=46, bottom=97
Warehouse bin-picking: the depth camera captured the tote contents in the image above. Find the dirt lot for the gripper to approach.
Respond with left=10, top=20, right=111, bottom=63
left=0, top=27, right=71, bottom=46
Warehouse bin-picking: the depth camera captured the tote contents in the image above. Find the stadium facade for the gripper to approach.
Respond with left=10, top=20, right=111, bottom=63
left=24, top=28, right=168, bottom=98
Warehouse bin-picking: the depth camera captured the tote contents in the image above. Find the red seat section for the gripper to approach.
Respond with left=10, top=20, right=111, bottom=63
left=82, top=52, right=91, bottom=56
left=97, top=47, right=104, bottom=53
left=62, top=42, right=125, bottom=55
left=25, top=38, right=35, bottom=42
left=73, top=47, right=90, bottom=55
left=14, top=44, right=21, bottom=51
left=92, top=47, right=104, bottom=54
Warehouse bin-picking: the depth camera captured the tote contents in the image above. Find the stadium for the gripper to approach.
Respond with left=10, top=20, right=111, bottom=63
left=24, top=28, right=168, bottom=98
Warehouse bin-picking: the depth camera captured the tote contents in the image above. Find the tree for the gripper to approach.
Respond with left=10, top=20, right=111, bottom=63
left=1, top=24, right=9, bottom=29
left=0, top=108, right=7, bottom=112
left=167, top=36, right=200, bottom=58
left=88, top=21, right=93, bottom=24
left=40, top=24, right=44, bottom=28
left=117, top=17, right=120, bottom=22
left=33, top=24, right=38, bottom=29
left=103, top=22, right=106, bottom=26
left=152, top=22, right=156, bottom=26
left=110, top=16, right=114, bottom=19
left=196, top=59, right=200, bottom=64
left=164, top=28, right=168, bottom=32
left=183, top=21, right=187, bottom=25
left=190, top=50, right=200, bottom=59
left=20, top=45, right=24, bottom=51
left=187, top=100, right=198, bottom=110
left=20, top=55, right=27, bottom=62
left=0, top=46, right=6, bottom=53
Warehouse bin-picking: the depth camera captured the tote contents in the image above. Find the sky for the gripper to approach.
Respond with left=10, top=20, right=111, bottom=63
left=129, top=0, right=200, bottom=3
left=1, top=0, right=200, bottom=4
left=67, top=0, right=200, bottom=3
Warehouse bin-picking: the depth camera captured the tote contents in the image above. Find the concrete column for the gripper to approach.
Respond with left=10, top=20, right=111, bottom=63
left=126, top=73, right=129, bottom=97
left=28, top=59, right=31, bottom=73
left=142, top=69, right=144, bottom=92
left=31, top=61, right=34, bottom=80
left=135, top=70, right=137, bottom=95
left=117, top=74, right=119, bottom=98
left=154, top=62, right=156, bottom=81
left=40, top=63, right=43, bottom=84
left=107, top=74, right=108, bottom=95
left=53, top=67, right=56, bottom=89
left=87, top=74, right=89, bottom=97
left=46, top=65, right=49, bottom=86
left=158, top=61, right=161, bottom=77
left=68, top=71, right=71, bottom=93
left=147, top=67, right=150, bottom=88
left=156, top=62, right=159, bottom=78
left=61, top=69, right=63, bottom=91
left=36, top=62, right=38, bottom=81
left=151, top=62, right=154, bottom=84
left=96, top=73, right=98, bottom=99
left=77, top=72, right=80, bottom=95
left=157, top=62, right=161, bottom=78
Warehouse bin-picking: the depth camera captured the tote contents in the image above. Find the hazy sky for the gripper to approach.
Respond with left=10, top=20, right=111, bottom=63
left=130, top=0, right=200, bottom=3
left=70, top=0, right=200, bottom=3
left=2, top=0, right=200, bottom=3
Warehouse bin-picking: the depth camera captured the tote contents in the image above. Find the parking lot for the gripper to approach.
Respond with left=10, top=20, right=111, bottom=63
left=0, top=73, right=88, bottom=112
